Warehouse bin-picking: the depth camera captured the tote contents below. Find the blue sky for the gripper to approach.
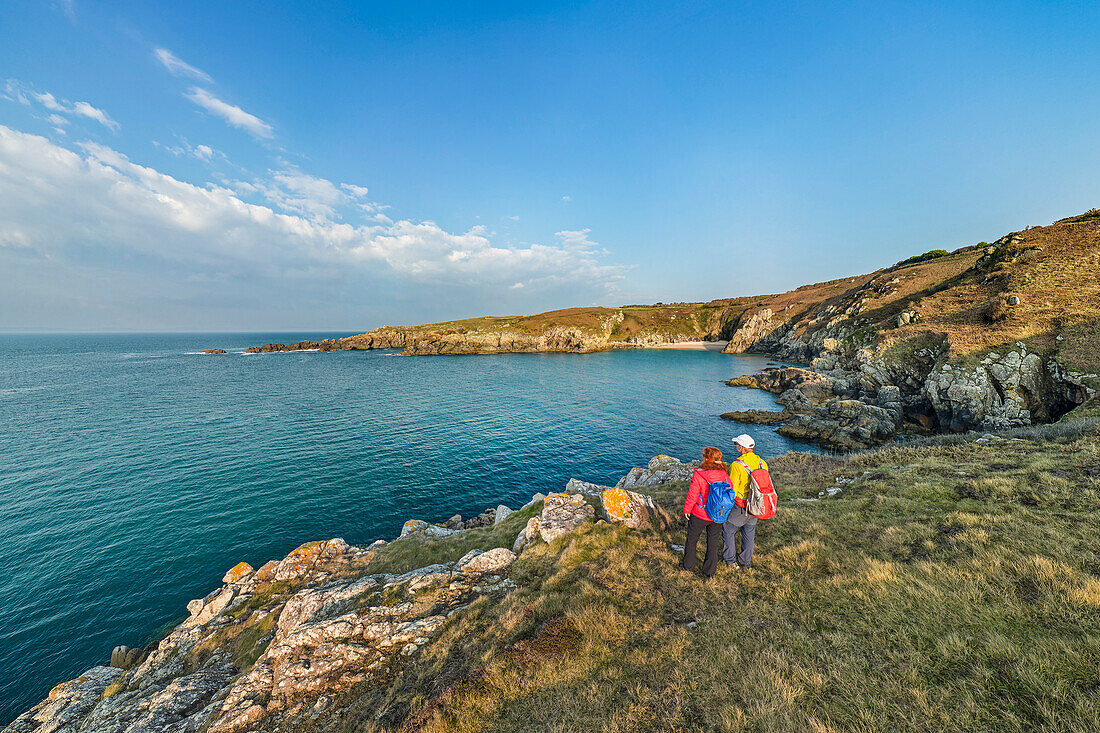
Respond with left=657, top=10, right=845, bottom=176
left=1, top=0, right=1098, bottom=331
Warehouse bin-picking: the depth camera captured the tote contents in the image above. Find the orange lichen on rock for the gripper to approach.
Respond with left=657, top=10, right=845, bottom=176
left=600, top=487, right=632, bottom=523
left=222, top=562, right=254, bottom=584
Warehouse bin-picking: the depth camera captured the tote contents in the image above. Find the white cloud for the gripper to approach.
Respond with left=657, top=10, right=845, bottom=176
left=561, top=195, right=572, bottom=202
left=153, top=48, right=213, bottom=83
left=2, top=80, right=119, bottom=132
left=0, top=125, right=627, bottom=295
left=509, top=282, right=525, bottom=289
left=35, top=92, right=66, bottom=111
left=72, top=101, right=120, bottom=131
left=159, top=139, right=226, bottom=162
left=185, top=87, right=273, bottom=139
left=506, top=215, right=520, bottom=221
left=341, top=183, right=369, bottom=198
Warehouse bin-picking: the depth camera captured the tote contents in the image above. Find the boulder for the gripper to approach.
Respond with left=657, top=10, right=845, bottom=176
left=400, top=520, right=458, bottom=539
left=493, top=505, right=513, bottom=524
left=512, top=516, right=542, bottom=552
left=522, top=492, right=546, bottom=509
left=599, top=487, right=673, bottom=530
left=186, top=586, right=236, bottom=627
left=110, top=645, right=144, bottom=670
left=222, top=562, right=253, bottom=585
left=565, top=478, right=612, bottom=496
left=538, top=494, right=595, bottom=543
left=616, top=455, right=696, bottom=489
left=457, top=548, right=517, bottom=574
left=895, top=310, right=919, bottom=328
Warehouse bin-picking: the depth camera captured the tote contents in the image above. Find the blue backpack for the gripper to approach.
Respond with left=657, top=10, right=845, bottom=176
left=700, top=480, right=738, bottom=523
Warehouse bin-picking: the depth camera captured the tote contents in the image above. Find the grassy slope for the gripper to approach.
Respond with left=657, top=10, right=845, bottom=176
left=311, top=423, right=1100, bottom=733
left=353, top=212, right=1100, bottom=368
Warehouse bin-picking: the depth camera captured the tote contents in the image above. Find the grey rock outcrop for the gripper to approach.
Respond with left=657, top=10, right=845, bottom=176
left=5, top=536, right=519, bottom=733
left=565, top=478, right=612, bottom=496
left=538, top=494, right=595, bottom=543
left=616, top=455, right=698, bottom=489
left=923, top=345, right=1062, bottom=431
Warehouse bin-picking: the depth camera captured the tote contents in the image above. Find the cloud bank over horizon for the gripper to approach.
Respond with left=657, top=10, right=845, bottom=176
left=0, top=122, right=629, bottom=330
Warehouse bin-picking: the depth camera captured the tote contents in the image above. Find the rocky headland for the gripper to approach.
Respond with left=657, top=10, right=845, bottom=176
left=4, top=457, right=684, bottom=733
left=234, top=211, right=1100, bottom=449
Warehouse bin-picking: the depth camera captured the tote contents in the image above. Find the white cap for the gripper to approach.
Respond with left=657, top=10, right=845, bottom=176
left=732, top=434, right=755, bottom=449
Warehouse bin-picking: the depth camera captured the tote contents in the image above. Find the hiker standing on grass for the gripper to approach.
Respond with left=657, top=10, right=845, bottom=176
left=724, top=434, right=767, bottom=568
left=680, top=446, right=730, bottom=578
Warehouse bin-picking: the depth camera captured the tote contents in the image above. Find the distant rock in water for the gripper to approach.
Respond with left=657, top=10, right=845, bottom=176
left=199, top=348, right=227, bottom=354
left=244, top=340, right=333, bottom=353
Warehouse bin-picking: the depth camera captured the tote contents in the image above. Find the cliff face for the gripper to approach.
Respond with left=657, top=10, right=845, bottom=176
left=716, top=213, right=1100, bottom=447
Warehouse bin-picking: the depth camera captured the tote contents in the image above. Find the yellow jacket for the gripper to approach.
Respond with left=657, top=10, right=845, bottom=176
left=729, top=452, right=768, bottom=503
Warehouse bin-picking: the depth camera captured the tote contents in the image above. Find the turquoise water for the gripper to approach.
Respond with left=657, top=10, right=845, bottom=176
left=0, top=333, right=806, bottom=722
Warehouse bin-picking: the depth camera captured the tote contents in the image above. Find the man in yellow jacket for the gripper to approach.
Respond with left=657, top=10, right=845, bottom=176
left=723, top=433, right=767, bottom=568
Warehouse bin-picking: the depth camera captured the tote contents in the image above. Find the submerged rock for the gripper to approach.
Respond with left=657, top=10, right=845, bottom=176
left=720, top=409, right=787, bottom=424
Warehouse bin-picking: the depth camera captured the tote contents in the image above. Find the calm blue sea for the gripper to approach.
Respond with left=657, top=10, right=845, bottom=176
left=0, top=333, right=808, bottom=722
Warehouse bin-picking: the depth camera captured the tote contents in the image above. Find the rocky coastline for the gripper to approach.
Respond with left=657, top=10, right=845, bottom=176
left=225, top=213, right=1100, bottom=450
left=4, top=456, right=689, bottom=733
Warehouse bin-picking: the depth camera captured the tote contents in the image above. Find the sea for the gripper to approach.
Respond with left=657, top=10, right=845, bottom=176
left=0, top=332, right=812, bottom=722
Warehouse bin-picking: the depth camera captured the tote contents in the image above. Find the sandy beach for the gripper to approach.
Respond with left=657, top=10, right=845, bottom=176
left=646, top=340, right=729, bottom=351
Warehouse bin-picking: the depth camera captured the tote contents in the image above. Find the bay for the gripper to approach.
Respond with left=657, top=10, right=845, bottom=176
left=0, top=332, right=809, bottom=722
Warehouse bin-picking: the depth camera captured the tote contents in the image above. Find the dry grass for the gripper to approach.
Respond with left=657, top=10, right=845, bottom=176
left=307, top=425, right=1100, bottom=732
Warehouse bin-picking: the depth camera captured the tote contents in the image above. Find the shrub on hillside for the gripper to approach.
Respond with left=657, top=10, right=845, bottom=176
left=896, top=249, right=950, bottom=268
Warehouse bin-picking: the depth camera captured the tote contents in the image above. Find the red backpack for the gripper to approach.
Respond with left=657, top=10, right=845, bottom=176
left=738, top=459, right=777, bottom=519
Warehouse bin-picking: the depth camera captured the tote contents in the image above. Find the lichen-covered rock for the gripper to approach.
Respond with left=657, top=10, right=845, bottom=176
left=4, top=666, right=122, bottom=733
left=565, top=478, right=613, bottom=496
left=514, top=516, right=542, bottom=552
left=7, top=531, right=519, bottom=733
left=599, top=487, right=673, bottom=530
left=616, top=456, right=697, bottom=489
left=539, top=493, right=595, bottom=542
left=185, top=586, right=236, bottom=627
left=222, top=561, right=253, bottom=585
left=457, top=547, right=516, bottom=574
left=400, top=520, right=458, bottom=539
left=726, top=367, right=834, bottom=401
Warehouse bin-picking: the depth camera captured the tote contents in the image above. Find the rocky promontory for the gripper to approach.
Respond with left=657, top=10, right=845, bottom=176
left=5, top=455, right=690, bottom=733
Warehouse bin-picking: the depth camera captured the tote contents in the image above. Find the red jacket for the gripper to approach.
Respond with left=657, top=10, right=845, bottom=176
left=683, top=468, right=729, bottom=521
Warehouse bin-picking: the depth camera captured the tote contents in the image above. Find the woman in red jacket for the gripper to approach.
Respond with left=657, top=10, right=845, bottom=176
left=680, top=446, right=728, bottom=577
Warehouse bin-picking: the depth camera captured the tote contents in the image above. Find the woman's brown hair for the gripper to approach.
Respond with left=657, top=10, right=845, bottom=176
left=699, top=446, right=727, bottom=472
